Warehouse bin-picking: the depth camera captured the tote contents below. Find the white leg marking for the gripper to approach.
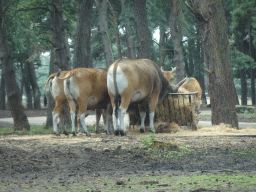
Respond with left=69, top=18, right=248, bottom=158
left=140, top=112, right=146, bottom=132
left=120, top=107, right=127, bottom=134
left=149, top=112, right=155, bottom=131
left=52, top=112, right=60, bottom=135
left=70, top=111, right=76, bottom=133
left=79, top=113, right=91, bottom=137
left=112, top=107, right=119, bottom=132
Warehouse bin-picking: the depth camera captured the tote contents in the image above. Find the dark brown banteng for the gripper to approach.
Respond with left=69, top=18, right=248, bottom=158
left=57, top=68, right=112, bottom=136
left=107, top=59, right=187, bottom=136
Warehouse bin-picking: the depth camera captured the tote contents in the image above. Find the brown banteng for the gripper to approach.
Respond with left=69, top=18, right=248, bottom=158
left=57, top=68, right=113, bottom=136
left=177, top=77, right=202, bottom=114
left=107, top=59, right=187, bottom=136
left=161, top=66, right=176, bottom=84
left=44, top=72, right=106, bottom=135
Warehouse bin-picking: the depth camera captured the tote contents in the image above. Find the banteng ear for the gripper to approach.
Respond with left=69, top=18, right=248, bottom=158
left=171, top=67, right=176, bottom=73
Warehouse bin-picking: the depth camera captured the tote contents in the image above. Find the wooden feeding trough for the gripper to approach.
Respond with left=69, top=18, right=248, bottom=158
left=128, top=92, right=199, bottom=131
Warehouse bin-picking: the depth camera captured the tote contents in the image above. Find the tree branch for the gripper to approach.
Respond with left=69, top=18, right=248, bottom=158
left=16, top=7, right=49, bottom=12
left=39, top=38, right=56, bottom=47
left=185, top=1, right=207, bottom=23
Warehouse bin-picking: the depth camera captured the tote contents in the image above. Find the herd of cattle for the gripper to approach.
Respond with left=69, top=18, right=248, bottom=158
left=44, top=59, right=202, bottom=136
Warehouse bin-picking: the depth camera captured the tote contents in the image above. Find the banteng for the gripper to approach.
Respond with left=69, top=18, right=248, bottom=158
left=44, top=72, right=106, bottom=135
left=57, top=68, right=113, bottom=136
left=161, top=66, right=176, bottom=84
left=107, top=59, right=187, bottom=136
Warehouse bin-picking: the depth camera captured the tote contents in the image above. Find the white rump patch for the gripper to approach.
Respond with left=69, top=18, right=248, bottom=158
left=50, top=78, right=61, bottom=99
left=107, top=65, right=128, bottom=95
left=64, top=77, right=80, bottom=100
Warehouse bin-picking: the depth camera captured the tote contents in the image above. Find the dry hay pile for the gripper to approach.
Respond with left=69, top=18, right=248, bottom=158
left=173, top=123, right=256, bottom=136
left=155, top=94, right=198, bottom=130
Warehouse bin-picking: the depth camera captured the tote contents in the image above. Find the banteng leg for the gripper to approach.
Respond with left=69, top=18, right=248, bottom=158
left=95, top=109, right=102, bottom=134
left=147, top=92, right=159, bottom=132
left=66, top=99, right=77, bottom=136
left=59, top=114, right=69, bottom=135
left=52, top=99, right=65, bottom=136
left=78, top=100, right=91, bottom=137
left=104, top=103, right=113, bottom=135
left=139, top=111, right=146, bottom=133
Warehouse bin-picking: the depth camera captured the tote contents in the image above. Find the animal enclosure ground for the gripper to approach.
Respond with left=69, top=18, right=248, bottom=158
left=0, top=107, right=256, bottom=191
left=1, top=127, right=256, bottom=191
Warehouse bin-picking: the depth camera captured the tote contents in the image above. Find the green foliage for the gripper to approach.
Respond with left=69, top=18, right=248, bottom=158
left=141, top=132, right=157, bottom=148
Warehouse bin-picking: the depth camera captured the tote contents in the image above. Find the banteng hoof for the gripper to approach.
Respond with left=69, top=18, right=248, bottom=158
left=120, top=130, right=126, bottom=136
left=139, top=128, right=145, bottom=133
left=72, top=132, right=77, bottom=136
left=86, top=132, right=91, bottom=137
left=55, top=132, right=60, bottom=136
left=114, top=130, right=120, bottom=136
left=63, top=131, right=69, bottom=136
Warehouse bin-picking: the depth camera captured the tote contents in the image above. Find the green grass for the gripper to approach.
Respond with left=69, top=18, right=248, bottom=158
left=0, top=125, right=95, bottom=136
left=1, top=173, right=256, bottom=191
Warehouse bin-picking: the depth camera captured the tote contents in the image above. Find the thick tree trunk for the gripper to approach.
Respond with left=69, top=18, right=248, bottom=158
left=134, top=0, right=154, bottom=60
left=121, top=0, right=136, bottom=59
left=26, top=60, right=41, bottom=109
left=0, top=71, right=5, bottom=110
left=241, top=68, right=247, bottom=105
left=0, top=0, right=30, bottom=130
left=73, top=0, right=93, bottom=68
left=49, top=0, right=71, bottom=70
left=170, top=0, right=185, bottom=82
left=95, top=0, right=114, bottom=67
left=186, top=0, right=238, bottom=129
left=23, top=63, right=33, bottom=109
left=159, top=26, right=167, bottom=67
left=251, top=68, right=255, bottom=105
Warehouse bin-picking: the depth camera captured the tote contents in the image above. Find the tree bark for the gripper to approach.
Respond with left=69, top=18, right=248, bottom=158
left=159, top=26, right=167, bottom=66
left=49, top=0, right=71, bottom=70
left=134, top=0, right=154, bottom=60
left=121, top=0, right=136, bottom=60
left=95, top=0, right=114, bottom=67
left=186, top=0, right=238, bottom=129
left=73, top=0, right=93, bottom=68
left=0, top=71, right=5, bottom=110
left=251, top=68, right=255, bottom=105
left=240, top=68, right=247, bottom=105
left=23, top=63, right=33, bottom=109
left=0, top=0, right=30, bottom=130
left=170, top=0, right=185, bottom=82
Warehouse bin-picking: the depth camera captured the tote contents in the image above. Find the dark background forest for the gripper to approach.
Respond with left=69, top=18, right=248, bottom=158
left=0, top=0, right=255, bottom=129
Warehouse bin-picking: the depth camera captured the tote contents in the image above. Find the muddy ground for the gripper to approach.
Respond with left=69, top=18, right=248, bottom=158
left=0, top=107, right=256, bottom=191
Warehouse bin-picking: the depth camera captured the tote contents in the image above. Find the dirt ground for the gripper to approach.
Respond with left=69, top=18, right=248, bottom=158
left=1, top=107, right=256, bottom=191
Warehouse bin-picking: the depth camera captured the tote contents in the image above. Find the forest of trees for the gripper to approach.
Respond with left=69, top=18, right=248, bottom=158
left=0, top=0, right=255, bottom=130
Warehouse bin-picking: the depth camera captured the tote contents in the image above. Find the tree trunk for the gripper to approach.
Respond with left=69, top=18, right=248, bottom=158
left=241, top=68, right=247, bottom=105
left=134, top=0, right=154, bottom=60
left=49, top=0, right=71, bottom=70
left=121, top=0, right=136, bottom=60
left=0, top=0, right=30, bottom=130
left=0, top=71, right=5, bottom=110
left=159, top=26, right=167, bottom=66
left=251, top=68, right=255, bottom=105
left=186, top=0, right=238, bottom=129
left=73, top=0, right=93, bottom=68
left=95, top=0, right=114, bottom=67
left=23, top=63, right=33, bottom=109
left=170, top=0, right=185, bottom=82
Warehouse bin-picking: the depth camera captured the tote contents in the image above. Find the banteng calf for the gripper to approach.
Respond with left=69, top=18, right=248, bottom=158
left=107, top=59, right=187, bottom=136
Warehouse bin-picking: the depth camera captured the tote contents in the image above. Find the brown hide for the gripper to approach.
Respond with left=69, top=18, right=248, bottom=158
left=59, top=68, right=110, bottom=113
left=178, top=77, right=202, bottom=101
left=162, top=67, right=176, bottom=84
left=44, top=71, right=69, bottom=114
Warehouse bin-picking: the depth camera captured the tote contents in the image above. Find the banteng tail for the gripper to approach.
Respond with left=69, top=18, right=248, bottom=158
left=43, top=73, right=57, bottom=106
left=113, top=60, right=121, bottom=119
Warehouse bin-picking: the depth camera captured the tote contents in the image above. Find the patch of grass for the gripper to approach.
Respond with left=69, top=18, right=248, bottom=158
left=141, top=132, right=157, bottom=148
left=0, top=125, right=96, bottom=136
left=199, top=114, right=212, bottom=119
left=233, top=148, right=256, bottom=156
